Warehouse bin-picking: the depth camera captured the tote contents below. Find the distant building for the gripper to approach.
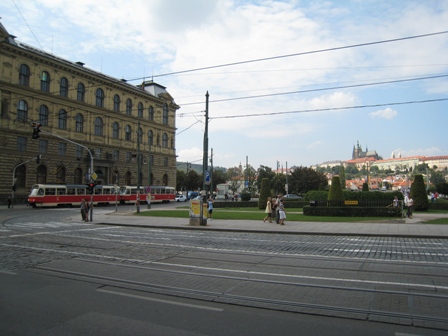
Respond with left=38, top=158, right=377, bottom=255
left=352, top=140, right=382, bottom=160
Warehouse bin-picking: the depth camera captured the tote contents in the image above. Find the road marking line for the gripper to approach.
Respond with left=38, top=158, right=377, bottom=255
left=97, top=288, right=223, bottom=311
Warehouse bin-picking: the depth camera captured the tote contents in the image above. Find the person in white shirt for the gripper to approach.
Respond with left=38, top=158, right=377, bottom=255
left=405, top=194, right=414, bottom=219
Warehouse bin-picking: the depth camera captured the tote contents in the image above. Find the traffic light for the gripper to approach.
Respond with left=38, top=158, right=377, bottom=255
left=86, top=182, right=96, bottom=194
left=31, top=122, right=41, bottom=139
left=12, top=185, right=16, bottom=192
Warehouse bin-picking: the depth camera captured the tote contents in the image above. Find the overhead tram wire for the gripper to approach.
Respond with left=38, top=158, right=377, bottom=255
left=210, top=98, right=448, bottom=120
left=124, top=30, right=448, bottom=81
left=180, top=73, right=448, bottom=106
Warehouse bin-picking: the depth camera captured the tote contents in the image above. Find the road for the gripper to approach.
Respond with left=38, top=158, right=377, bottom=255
left=1, top=205, right=447, bottom=335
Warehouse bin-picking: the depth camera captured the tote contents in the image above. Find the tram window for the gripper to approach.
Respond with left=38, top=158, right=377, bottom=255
left=77, top=188, right=86, bottom=195
left=38, top=188, right=44, bottom=195
left=67, top=188, right=76, bottom=195
left=57, top=189, right=66, bottom=195
left=94, top=188, right=102, bottom=195
left=46, top=188, right=56, bottom=196
left=103, top=189, right=111, bottom=195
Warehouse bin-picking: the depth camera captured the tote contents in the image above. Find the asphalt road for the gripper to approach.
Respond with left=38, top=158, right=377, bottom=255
left=1, top=205, right=447, bottom=335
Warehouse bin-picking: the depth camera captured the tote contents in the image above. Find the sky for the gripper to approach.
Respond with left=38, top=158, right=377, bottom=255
left=1, top=0, right=448, bottom=170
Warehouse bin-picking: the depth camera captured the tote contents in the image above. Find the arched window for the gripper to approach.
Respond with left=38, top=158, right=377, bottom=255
left=37, top=165, right=47, bottom=184
left=113, top=94, right=120, bottom=112
left=125, top=171, right=132, bottom=185
left=58, top=109, right=67, bottom=129
left=137, top=102, right=143, bottom=118
left=163, top=173, right=168, bottom=186
left=19, top=64, right=30, bottom=86
left=95, top=88, right=105, bottom=107
left=112, top=122, right=119, bottom=139
left=163, top=103, right=168, bottom=125
left=75, top=113, right=84, bottom=132
left=39, top=105, right=49, bottom=126
left=148, top=106, right=154, bottom=121
left=77, top=83, right=85, bottom=101
left=41, top=71, right=50, bottom=92
left=74, top=168, right=83, bottom=184
left=94, top=117, right=103, bottom=136
left=126, top=99, right=132, bottom=115
left=125, top=125, right=132, bottom=141
left=60, top=77, right=69, bottom=97
left=17, top=100, right=28, bottom=122
left=148, top=130, right=153, bottom=146
left=162, top=133, right=168, bottom=148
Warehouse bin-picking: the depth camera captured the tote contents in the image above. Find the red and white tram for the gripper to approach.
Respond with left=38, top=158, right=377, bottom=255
left=28, top=184, right=120, bottom=207
left=120, top=185, right=176, bottom=204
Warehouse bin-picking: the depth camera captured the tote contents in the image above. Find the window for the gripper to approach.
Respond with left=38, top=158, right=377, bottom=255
left=148, top=130, right=153, bottom=146
left=39, top=105, right=49, bottom=126
left=15, top=165, right=26, bottom=189
left=164, top=157, right=168, bottom=167
left=112, top=122, right=119, bottom=139
left=17, top=137, right=27, bottom=151
left=126, top=152, right=132, bottom=162
left=137, top=127, right=143, bottom=144
left=60, top=77, right=69, bottom=97
left=137, top=102, right=143, bottom=118
left=41, top=71, right=50, bottom=92
left=163, top=103, right=168, bottom=125
left=125, top=125, right=131, bottom=141
left=19, top=64, right=30, bottom=86
left=76, top=145, right=83, bottom=160
left=113, top=94, right=120, bottom=112
left=37, top=165, right=47, bottom=184
left=56, top=166, right=66, bottom=184
left=58, top=142, right=67, bottom=156
left=75, top=113, right=84, bottom=132
left=58, top=109, right=67, bottom=129
left=95, top=88, right=104, bottom=107
left=39, top=139, right=48, bottom=153
left=17, top=100, right=28, bottom=122
left=74, top=168, right=83, bottom=184
left=148, top=106, right=154, bottom=121
left=77, top=83, right=85, bottom=102
left=113, top=150, right=119, bottom=161
left=162, top=133, right=168, bottom=148
left=126, top=99, right=132, bottom=115
left=94, top=117, right=103, bottom=136
left=95, top=148, right=101, bottom=160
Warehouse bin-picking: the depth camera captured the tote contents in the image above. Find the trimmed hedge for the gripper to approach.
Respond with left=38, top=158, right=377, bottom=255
left=303, top=205, right=402, bottom=217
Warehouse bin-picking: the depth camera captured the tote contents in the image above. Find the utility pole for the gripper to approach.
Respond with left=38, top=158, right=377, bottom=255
left=210, top=148, right=214, bottom=197
left=137, top=121, right=141, bottom=213
left=202, top=91, right=209, bottom=192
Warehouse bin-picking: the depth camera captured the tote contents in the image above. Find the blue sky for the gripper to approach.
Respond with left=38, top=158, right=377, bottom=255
left=2, top=0, right=447, bottom=170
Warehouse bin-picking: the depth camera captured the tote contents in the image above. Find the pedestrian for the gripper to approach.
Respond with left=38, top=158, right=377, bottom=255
left=80, top=198, right=87, bottom=221
left=271, top=198, right=277, bottom=221
left=263, top=197, right=273, bottom=223
left=207, top=197, right=214, bottom=220
left=392, top=196, right=399, bottom=207
left=405, top=193, right=414, bottom=219
left=7, top=196, right=11, bottom=209
left=279, top=199, right=286, bottom=225
left=85, top=200, right=90, bottom=222
left=275, top=194, right=283, bottom=224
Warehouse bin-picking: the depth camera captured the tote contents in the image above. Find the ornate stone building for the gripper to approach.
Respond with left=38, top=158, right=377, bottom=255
left=0, top=23, right=179, bottom=203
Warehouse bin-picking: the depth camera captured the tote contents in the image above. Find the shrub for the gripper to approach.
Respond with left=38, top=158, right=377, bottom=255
left=328, top=176, right=343, bottom=201
left=411, top=174, right=429, bottom=211
left=241, top=192, right=251, bottom=201
left=258, top=178, right=270, bottom=209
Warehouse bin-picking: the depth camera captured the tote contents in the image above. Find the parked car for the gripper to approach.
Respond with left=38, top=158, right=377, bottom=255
left=284, top=194, right=301, bottom=199
left=175, top=195, right=187, bottom=202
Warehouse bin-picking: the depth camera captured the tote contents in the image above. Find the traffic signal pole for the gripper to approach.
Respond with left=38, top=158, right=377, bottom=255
left=31, top=123, right=95, bottom=220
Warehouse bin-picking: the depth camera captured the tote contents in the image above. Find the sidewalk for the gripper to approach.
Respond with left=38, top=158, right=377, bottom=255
left=91, top=209, right=448, bottom=238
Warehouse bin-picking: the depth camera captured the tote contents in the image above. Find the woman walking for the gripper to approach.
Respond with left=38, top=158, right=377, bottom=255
left=279, top=199, right=286, bottom=225
left=263, top=197, right=273, bottom=223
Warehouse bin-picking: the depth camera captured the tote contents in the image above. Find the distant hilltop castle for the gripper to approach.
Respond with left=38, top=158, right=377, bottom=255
left=352, top=141, right=382, bottom=160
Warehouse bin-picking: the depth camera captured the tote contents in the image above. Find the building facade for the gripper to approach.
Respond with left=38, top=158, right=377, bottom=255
left=0, top=23, right=179, bottom=203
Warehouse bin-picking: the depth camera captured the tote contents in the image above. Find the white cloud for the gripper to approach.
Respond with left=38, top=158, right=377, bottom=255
left=369, top=108, right=398, bottom=120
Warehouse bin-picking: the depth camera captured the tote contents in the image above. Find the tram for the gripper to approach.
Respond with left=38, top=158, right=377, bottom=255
left=28, top=184, right=120, bottom=207
left=120, top=185, right=176, bottom=204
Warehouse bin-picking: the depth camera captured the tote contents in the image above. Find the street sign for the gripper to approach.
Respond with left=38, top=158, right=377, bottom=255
left=205, top=170, right=211, bottom=185
left=91, top=172, right=98, bottom=181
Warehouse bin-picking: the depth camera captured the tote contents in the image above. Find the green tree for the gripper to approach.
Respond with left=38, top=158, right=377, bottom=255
left=436, top=182, right=448, bottom=195
left=185, top=170, right=201, bottom=191
left=289, top=167, right=328, bottom=195
left=328, top=176, right=343, bottom=201
left=176, top=170, right=187, bottom=191
left=339, top=165, right=346, bottom=190
left=411, top=174, right=429, bottom=211
left=362, top=182, right=369, bottom=191
left=258, top=178, right=271, bottom=209
left=212, top=169, right=227, bottom=186
left=256, top=165, right=275, bottom=191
